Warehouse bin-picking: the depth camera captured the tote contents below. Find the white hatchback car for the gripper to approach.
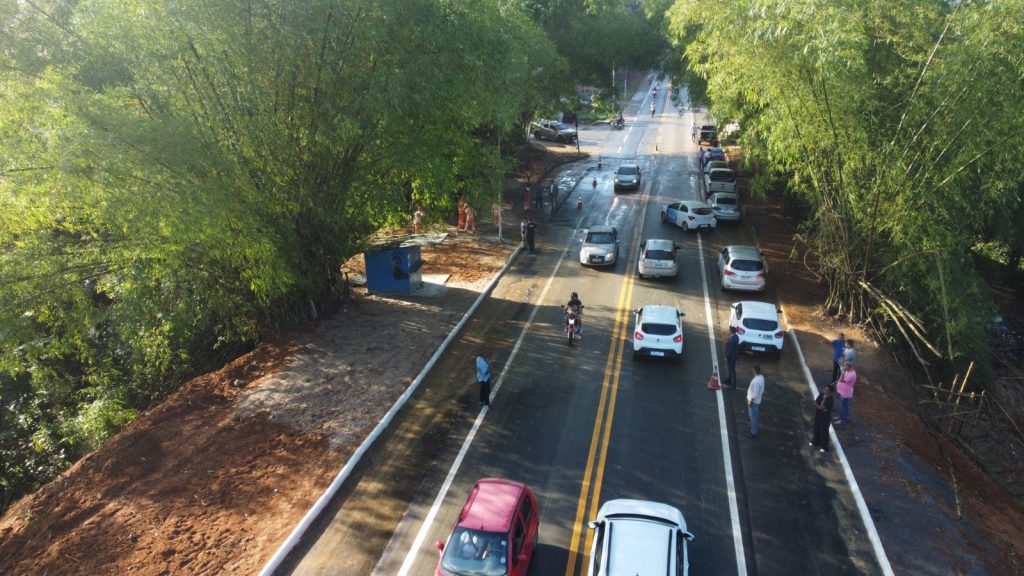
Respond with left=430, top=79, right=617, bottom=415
left=632, top=305, right=685, bottom=361
left=708, top=192, right=741, bottom=221
left=579, top=225, right=619, bottom=267
left=728, top=301, right=784, bottom=357
left=637, top=238, right=680, bottom=279
left=718, top=245, right=766, bottom=291
left=661, top=201, right=716, bottom=232
left=586, top=499, right=694, bottom=576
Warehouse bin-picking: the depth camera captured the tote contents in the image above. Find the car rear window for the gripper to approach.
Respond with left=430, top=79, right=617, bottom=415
left=730, top=258, right=763, bottom=271
left=587, top=232, right=614, bottom=244
left=617, top=166, right=638, bottom=175
left=709, top=171, right=734, bottom=182
left=644, top=249, right=674, bottom=260
left=692, top=207, right=713, bottom=216
left=715, top=196, right=738, bottom=206
left=743, top=318, right=778, bottom=331
left=641, top=322, right=677, bottom=336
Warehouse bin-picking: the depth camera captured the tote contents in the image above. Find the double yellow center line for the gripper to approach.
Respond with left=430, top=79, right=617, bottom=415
left=562, top=253, right=640, bottom=576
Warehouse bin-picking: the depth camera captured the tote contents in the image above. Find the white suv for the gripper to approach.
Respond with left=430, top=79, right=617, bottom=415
left=586, top=499, right=694, bottom=576
left=728, top=301, right=784, bottom=356
left=632, top=305, right=685, bottom=361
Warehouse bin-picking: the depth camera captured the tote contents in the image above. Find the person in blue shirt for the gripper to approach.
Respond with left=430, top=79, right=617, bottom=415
left=475, top=351, right=492, bottom=409
left=830, top=333, right=846, bottom=383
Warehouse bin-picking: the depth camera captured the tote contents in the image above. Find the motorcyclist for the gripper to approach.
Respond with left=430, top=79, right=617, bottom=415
left=565, top=292, right=584, bottom=334
left=650, top=102, right=656, bottom=116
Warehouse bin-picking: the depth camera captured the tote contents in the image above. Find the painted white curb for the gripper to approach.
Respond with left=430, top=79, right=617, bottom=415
left=259, top=243, right=524, bottom=576
left=782, top=311, right=895, bottom=576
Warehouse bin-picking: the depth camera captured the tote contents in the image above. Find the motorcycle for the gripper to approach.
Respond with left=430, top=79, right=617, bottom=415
left=612, top=117, right=625, bottom=130
left=562, top=304, right=584, bottom=346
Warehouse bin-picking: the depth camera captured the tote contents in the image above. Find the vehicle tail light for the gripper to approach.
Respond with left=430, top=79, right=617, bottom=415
left=634, top=331, right=644, bottom=340
left=775, top=331, right=784, bottom=339
left=757, top=272, right=767, bottom=278
left=673, top=335, right=683, bottom=343
left=724, top=269, right=736, bottom=276
left=735, top=326, right=745, bottom=335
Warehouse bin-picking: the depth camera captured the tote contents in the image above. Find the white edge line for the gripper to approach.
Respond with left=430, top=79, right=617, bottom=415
left=696, top=232, right=749, bottom=576
left=782, top=311, right=895, bottom=576
left=259, top=242, right=525, bottom=576
left=391, top=213, right=584, bottom=576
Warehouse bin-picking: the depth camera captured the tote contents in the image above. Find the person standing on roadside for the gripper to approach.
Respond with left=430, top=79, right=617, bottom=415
left=475, top=351, right=492, bottom=410
left=724, top=326, right=740, bottom=388
left=520, top=217, right=528, bottom=248
left=463, top=204, right=476, bottom=233
left=830, top=333, right=846, bottom=384
left=526, top=218, right=536, bottom=253
left=523, top=185, right=532, bottom=212
left=747, top=365, right=765, bottom=438
left=842, top=339, right=857, bottom=371
left=810, top=384, right=835, bottom=453
left=835, top=361, right=857, bottom=424
left=413, top=205, right=425, bottom=234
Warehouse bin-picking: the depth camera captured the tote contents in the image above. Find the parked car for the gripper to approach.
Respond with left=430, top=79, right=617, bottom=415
left=718, top=245, right=766, bottom=291
left=703, top=167, right=736, bottom=195
left=708, top=192, right=742, bottom=221
left=702, top=159, right=730, bottom=175
left=637, top=238, right=680, bottom=279
left=614, top=164, right=641, bottom=191
left=661, top=201, right=717, bottom=232
left=728, top=301, right=784, bottom=356
left=697, top=125, right=718, bottom=146
left=531, top=119, right=576, bottom=143
left=586, top=499, right=694, bottom=576
left=579, top=225, right=619, bottom=267
left=698, top=147, right=727, bottom=168
left=632, top=305, right=685, bottom=361
left=435, top=478, right=540, bottom=576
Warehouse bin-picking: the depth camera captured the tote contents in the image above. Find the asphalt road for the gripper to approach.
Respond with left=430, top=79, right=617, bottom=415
left=279, top=85, right=883, bottom=576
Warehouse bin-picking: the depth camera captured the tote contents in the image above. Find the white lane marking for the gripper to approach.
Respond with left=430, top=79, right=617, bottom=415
left=696, top=232, right=749, bottom=576
left=783, top=313, right=895, bottom=576
left=390, top=215, right=586, bottom=576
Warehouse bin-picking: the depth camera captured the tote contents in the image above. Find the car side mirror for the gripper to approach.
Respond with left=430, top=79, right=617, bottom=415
left=675, top=243, right=683, bottom=249
left=678, top=311, right=686, bottom=317
left=681, top=531, right=695, bottom=542
left=435, top=540, right=445, bottom=552
left=588, top=520, right=600, bottom=529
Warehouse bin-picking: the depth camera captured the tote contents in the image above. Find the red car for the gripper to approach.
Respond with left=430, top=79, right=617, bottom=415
left=435, top=478, right=540, bottom=576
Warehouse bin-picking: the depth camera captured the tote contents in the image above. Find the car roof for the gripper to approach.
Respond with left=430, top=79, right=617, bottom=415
left=737, top=300, right=778, bottom=319
left=678, top=200, right=711, bottom=209
left=700, top=124, right=716, bottom=130
left=708, top=167, right=734, bottom=174
left=638, top=305, right=680, bottom=323
left=726, top=245, right=761, bottom=259
left=596, top=498, right=686, bottom=529
left=587, top=225, right=616, bottom=234
left=617, top=163, right=639, bottom=170
left=706, top=160, right=729, bottom=167
left=644, top=238, right=675, bottom=250
left=457, top=478, right=526, bottom=533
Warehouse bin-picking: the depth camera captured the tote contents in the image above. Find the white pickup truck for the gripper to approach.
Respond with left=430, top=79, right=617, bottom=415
left=703, top=167, right=737, bottom=195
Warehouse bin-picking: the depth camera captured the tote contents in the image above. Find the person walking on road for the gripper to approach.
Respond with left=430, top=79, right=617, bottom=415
left=724, top=326, right=740, bottom=388
left=475, top=351, right=492, bottom=410
left=747, top=365, right=765, bottom=438
left=835, top=361, right=857, bottom=424
left=830, top=333, right=846, bottom=384
left=650, top=101, right=656, bottom=117
left=810, top=384, right=835, bottom=453
left=526, top=218, right=537, bottom=253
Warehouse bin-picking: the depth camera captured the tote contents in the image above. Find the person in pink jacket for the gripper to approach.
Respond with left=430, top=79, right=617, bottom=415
left=835, top=361, right=857, bottom=424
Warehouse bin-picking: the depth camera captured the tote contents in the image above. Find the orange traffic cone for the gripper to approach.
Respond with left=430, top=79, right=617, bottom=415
left=707, top=368, right=721, bottom=390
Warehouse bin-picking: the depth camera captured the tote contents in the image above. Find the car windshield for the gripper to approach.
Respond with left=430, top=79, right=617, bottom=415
left=692, top=207, right=713, bottom=215
left=709, top=171, right=734, bottom=182
left=715, top=196, right=738, bottom=206
left=641, top=322, right=677, bottom=336
left=586, top=232, right=615, bottom=244
left=730, top=259, right=763, bottom=271
left=440, top=528, right=508, bottom=576
left=553, top=122, right=570, bottom=130
left=744, top=318, right=778, bottom=331
left=644, top=249, right=674, bottom=261
left=617, top=166, right=639, bottom=175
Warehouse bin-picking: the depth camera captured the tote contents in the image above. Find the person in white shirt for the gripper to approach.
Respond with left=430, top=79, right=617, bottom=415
left=747, top=364, right=765, bottom=438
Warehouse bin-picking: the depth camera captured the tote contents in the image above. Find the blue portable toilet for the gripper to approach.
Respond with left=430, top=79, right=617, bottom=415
left=363, top=233, right=448, bottom=295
